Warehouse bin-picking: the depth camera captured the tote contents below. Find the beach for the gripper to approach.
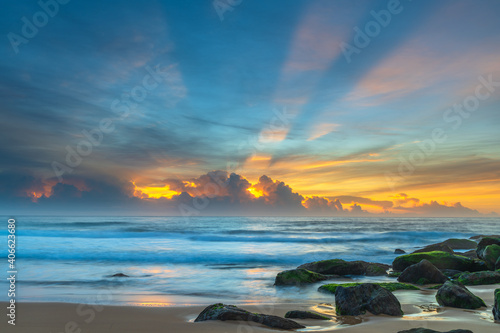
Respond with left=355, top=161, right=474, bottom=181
left=1, top=216, right=499, bottom=332
left=2, top=284, right=498, bottom=333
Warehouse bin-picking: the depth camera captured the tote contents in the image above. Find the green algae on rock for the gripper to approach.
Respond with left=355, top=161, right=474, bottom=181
left=435, top=281, right=486, bottom=309
left=393, top=251, right=485, bottom=272
left=319, top=282, right=419, bottom=293
left=298, top=259, right=389, bottom=276
left=274, top=268, right=328, bottom=286
left=457, top=270, right=500, bottom=285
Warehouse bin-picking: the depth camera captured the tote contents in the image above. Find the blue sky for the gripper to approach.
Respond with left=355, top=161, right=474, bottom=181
left=1, top=0, right=499, bottom=215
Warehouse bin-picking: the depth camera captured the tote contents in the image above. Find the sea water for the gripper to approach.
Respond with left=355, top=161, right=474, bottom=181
left=0, top=216, right=498, bottom=306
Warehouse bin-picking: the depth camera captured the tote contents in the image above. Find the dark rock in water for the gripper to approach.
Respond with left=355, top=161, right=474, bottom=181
left=194, top=303, right=305, bottom=330
left=398, top=259, right=448, bottom=285
left=440, top=238, right=478, bottom=250
left=435, top=281, right=486, bottom=309
left=298, top=259, right=389, bottom=276
left=413, top=244, right=454, bottom=254
left=476, top=237, right=500, bottom=260
left=412, top=238, right=477, bottom=255
left=459, top=249, right=478, bottom=259
left=494, top=288, right=500, bottom=321
left=393, top=251, right=485, bottom=272
left=483, top=244, right=500, bottom=270
left=398, top=328, right=473, bottom=333
left=440, top=269, right=463, bottom=278
left=274, top=269, right=328, bottom=286
left=284, top=310, right=329, bottom=320
left=470, top=234, right=500, bottom=241
left=334, top=283, right=403, bottom=316
left=395, top=249, right=406, bottom=254
left=457, top=271, right=500, bottom=285
left=110, top=273, right=129, bottom=277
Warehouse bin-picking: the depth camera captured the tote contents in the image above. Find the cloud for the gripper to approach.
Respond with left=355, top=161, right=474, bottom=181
left=391, top=193, right=420, bottom=207
left=0, top=169, right=490, bottom=217
left=393, top=201, right=481, bottom=217
left=333, top=196, right=393, bottom=210
left=303, top=196, right=343, bottom=213
left=307, top=123, right=341, bottom=141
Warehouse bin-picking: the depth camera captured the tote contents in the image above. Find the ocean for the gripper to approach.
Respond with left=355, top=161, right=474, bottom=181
left=1, top=216, right=498, bottom=306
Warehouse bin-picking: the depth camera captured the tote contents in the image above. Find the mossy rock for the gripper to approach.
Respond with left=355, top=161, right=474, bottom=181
left=274, top=268, right=328, bottom=286
left=398, top=259, right=448, bottom=285
left=398, top=328, right=473, bottom=332
left=483, top=244, right=500, bottom=270
left=388, top=271, right=402, bottom=278
left=298, top=259, right=389, bottom=276
left=441, top=269, right=463, bottom=279
left=493, top=288, right=500, bottom=321
left=335, top=283, right=403, bottom=316
left=413, top=244, right=454, bottom=254
left=393, top=251, right=485, bottom=272
left=476, top=237, right=500, bottom=260
left=457, top=271, right=500, bottom=285
left=436, top=281, right=486, bottom=309
left=319, top=282, right=419, bottom=293
left=441, top=238, right=478, bottom=250
left=284, top=310, right=330, bottom=320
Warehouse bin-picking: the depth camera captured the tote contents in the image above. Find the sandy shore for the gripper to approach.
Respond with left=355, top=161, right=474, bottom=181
left=1, top=285, right=499, bottom=332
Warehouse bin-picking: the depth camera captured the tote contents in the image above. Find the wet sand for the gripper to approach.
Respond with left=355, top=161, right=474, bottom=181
left=1, top=285, right=498, bottom=332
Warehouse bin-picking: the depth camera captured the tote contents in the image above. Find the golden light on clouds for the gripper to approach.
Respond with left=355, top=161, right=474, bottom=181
left=247, top=187, right=264, bottom=198
left=133, top=182, right=180, bottom=199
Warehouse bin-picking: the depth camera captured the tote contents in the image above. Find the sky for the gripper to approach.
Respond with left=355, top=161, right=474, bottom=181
left=1, top=0, right=499, bottom=216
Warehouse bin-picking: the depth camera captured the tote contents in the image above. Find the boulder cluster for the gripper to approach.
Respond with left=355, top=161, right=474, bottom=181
left=195, top=235, right=500, bottom=330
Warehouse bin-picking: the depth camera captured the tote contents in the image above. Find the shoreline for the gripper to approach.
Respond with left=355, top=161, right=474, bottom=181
left=2, top=285, right=499, bottom=332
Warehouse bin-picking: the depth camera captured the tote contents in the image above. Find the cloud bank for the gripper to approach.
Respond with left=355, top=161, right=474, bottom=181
left=1, top=170, right=492, bottom=217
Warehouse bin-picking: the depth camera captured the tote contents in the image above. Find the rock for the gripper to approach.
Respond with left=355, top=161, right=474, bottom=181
left=319, top=282, right=418, bottom=293
left=483, top=244, right=500, bottom=270
left=476, top=237, right=500, bottom=260
left=413, top=244, right=454, bottom=254
left=457, top=271, right=500, bottom=285
left=284, top=310, right=329, bottom=320
left=395, top=249, right=406, bottom=254
left=298, top=259, right=389, bottom=276
left=441, top=269, right=463, bottom=278
left=387, top=271, right=402, bottom=278
left=194, top=303, right=305, bottom=330
left=459, top=250, right=478, bottom=259
left=470, top=234, right=500, bottom=241
left=435, top=281, right=486, bottom=309
left=493, top=288, right=500, bottom=321
left=440, top=238, right=478, bottom=250
left=398, top=329, right=473, bottom=333
left=334, top=283, right=403, bottom=316
left=393, top=251, right=485, bottom=272
left=274, top=269, right=328, bottom=286
left=412, top=238, right=477, bottom=254
left=398, top=259, right=448, bottom=285
left=110, top=273, right=129, bottom=277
